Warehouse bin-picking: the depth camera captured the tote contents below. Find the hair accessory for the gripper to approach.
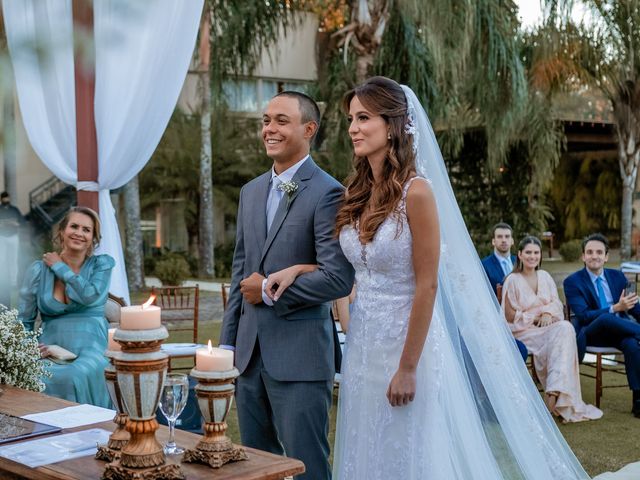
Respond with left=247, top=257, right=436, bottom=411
left=404, top=105, right=419, bottom=154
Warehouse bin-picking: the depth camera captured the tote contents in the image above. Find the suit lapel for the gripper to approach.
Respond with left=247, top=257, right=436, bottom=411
left=259, top=157, right=316, bottom=267
left=580, top=268, right=600, bottom=307
left=253, top=173, right=271, bottom=252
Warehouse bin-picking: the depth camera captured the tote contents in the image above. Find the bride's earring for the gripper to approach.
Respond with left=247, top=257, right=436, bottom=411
left=387, top=132, right=391, bottom=140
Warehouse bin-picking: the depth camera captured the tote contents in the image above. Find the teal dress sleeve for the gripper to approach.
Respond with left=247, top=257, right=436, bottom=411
left=50, top=254, right=115, bottom=305
left=17, top=261, right=43, bottom=332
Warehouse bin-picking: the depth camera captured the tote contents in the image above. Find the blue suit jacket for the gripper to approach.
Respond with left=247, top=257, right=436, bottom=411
left=564, top=268, right=640, bottom=360
left=481, top=253, right=516, bottom=296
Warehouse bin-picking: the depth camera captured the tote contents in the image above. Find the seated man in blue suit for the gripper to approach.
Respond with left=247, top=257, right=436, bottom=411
left=481, top=222, right=528, bottom=361
left=563, top=233, right=640, bottom=418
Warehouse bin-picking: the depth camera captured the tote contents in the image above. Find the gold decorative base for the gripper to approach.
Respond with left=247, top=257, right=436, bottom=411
left=96, top=445, right=121, bottom=462
left=183, top=443, right=247, bottom=469
left=96, top=412, right=129, bottom=462
left=102, top=460, right=184, bottom=480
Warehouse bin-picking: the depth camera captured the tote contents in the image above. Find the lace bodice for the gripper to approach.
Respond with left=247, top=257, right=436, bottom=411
left=338, top=178, right=423, bottom=341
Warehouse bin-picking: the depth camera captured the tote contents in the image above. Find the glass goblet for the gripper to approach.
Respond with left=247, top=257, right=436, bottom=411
left=158, top=373, right=189, bottom=455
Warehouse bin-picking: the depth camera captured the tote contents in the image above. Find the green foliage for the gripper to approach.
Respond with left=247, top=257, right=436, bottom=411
left=214, top=243, right=235, bottom=279
left=548, top=154, right=621, bottom=243
left=154, top=253, right=191, bottom=286
left=447, top=131, right=554, bottom=252
left=559, top=239, right=583, bottom=262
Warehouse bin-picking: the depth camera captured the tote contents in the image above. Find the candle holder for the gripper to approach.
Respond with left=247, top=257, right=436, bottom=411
left=183, top=367, right=247, bottom=468
left=96, top=352, right=129, bottom=462
left=103, top=327, right=184, bottom=480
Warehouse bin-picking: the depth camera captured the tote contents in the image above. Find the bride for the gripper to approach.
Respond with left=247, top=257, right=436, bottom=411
left=266, top=76, right=589, bottom=479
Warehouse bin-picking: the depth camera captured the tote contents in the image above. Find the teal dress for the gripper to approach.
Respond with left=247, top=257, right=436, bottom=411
left=18, top=254, right=115, bottom=408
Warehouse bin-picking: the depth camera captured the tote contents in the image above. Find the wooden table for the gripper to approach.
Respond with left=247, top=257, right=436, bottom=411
left=0, top=386, right=304, bottom=480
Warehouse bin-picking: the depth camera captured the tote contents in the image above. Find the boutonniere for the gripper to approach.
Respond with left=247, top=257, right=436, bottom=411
left=278, top=180, right=299, bottom=206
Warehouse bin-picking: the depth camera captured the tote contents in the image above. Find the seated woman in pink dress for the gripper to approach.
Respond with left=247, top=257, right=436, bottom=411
left=502, top=235, right=602, bottom=422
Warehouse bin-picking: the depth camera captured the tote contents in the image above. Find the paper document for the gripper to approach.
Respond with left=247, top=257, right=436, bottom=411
left=0, top=428, right=111, bottom=467
left=22, top=404, right=116, bottom=429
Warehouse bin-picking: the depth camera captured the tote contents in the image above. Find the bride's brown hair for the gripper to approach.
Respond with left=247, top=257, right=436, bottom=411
left=335, top=76, right=416, bottom=243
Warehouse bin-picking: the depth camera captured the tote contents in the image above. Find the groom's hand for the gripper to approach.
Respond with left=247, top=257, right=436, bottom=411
left=240, top=272, right=266, bottom=304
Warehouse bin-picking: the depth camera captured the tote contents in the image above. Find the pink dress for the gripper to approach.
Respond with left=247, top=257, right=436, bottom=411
left=502, top=270, right=602, bottom=422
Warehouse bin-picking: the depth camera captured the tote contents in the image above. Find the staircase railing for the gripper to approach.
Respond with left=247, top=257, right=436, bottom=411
left=29, top=176, right=76, bottom=229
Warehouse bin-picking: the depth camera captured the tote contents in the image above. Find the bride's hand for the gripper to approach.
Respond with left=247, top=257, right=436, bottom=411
left=386, top=368, right=417, bottom=407
left=265, top=265, right=312, bottom=302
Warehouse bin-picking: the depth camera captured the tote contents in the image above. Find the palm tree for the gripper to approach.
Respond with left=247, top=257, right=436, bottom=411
left=544, top=0, right=640, bottom=259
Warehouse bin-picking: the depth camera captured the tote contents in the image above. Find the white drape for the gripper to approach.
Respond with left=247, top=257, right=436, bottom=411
left=4, top=0, right=204, bottom=304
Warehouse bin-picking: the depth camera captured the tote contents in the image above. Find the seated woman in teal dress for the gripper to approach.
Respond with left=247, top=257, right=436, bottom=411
left=18, top=206, right=114, bottom=408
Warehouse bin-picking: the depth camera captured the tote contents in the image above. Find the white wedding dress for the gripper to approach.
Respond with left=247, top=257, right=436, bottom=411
left=332, top=85, right=591, bottom=479
left=334, top=178, right=504, bottom=479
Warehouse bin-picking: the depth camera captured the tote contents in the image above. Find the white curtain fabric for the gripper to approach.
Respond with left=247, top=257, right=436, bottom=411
left=3, top=0, right=204, bottom=304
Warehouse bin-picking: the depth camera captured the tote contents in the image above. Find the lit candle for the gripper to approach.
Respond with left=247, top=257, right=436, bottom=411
left=196, top=340, right=234, bottom=371
left=119, top=295, right=162, bottom=330
left=107, top=328, right=121, bottom=351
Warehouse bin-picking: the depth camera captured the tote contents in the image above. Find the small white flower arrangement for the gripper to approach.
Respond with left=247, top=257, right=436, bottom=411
left=277, top=180, right=299, bottom=198
left=278, top=180, right=299, bottom=208
left=0, top=306, right=50, bottom=392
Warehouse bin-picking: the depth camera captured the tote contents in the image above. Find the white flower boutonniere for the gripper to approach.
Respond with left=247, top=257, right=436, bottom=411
left=278, top=180, right=299, bottom=208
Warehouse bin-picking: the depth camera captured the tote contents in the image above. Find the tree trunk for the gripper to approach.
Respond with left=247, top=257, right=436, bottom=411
left=617, top=132, right=640, bottom=261
left=3, top=92, right=17, bottom=202
left=198, top=12, right=215, bottom=278
left=355, top=52, right=374, bottom=84
left=123, top=176, right=145, bottom=291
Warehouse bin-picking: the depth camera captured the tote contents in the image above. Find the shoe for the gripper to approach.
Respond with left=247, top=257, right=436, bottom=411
left=632, top=391, right=640, bottom=417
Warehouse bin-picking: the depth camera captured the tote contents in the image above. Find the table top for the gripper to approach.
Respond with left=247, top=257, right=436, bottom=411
left=0, top=385, right=304, bottom=480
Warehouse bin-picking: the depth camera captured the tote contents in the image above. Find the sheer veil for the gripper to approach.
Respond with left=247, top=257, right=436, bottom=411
left=401, top=85, right=590, bottom=479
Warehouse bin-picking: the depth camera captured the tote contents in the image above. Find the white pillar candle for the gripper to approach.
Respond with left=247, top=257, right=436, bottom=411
left=119, top=296, right=162, bottom=330
left=107, top=328, right=121, bottom=351
left=196, top=340, right=234, bottom=371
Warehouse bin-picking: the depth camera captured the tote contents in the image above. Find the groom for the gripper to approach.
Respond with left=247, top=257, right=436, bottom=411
left=220, top=91, right=355, bottom=479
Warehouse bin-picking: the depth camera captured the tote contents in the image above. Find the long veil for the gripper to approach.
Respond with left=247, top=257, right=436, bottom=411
left=401, top=85, right=589, bottom=479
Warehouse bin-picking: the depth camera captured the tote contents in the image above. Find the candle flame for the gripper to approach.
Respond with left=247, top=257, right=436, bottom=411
left=207, top=339, right=213, bottom=353
left=142, top=294, right=156, bottom=309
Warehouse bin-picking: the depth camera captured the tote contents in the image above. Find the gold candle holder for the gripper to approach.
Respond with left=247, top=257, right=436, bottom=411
left=96, top=351, right=129, bottom=462
left=102, top=327, right=184, bottom=480
left=183, top=368, right=247, bottom=468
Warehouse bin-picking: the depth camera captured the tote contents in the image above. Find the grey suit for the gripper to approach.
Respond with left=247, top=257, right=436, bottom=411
left=221, top=157, right=354, bottom=479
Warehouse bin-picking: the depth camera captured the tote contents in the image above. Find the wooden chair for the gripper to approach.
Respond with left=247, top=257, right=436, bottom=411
left=565, top=304, right=627, bottom=407
left=331, top=300, right=347, bottom=390
left=221, top=283, right=230, bottom=310
left=105, top=293, right=126, bottom=329
left=151, top=285, right=202, bottom=371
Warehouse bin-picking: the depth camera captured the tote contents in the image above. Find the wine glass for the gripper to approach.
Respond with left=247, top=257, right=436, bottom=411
left=158, top=373, right=189, bottom=455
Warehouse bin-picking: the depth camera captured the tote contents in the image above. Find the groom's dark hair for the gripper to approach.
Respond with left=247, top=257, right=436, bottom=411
left=275, top=91, right=321, bottom=139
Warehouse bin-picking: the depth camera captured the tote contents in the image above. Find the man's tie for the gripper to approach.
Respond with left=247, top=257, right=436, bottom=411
left=266, top=177, right=283, bottom=231
left=595, top=276, right=609, bottom=309
left=501, top=258, right=512, bottom=276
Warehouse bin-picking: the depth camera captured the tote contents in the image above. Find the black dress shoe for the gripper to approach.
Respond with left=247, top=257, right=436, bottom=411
left=633, top=391, right=640, bottom=417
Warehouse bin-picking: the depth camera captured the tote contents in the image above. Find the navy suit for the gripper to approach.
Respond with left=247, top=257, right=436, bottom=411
left=481, top=253, right=528, bottom=361
left=564, top=267, right=640, bottom=390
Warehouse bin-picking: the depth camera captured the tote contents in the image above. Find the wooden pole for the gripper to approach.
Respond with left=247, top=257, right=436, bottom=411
left=72, top=0, right=99, bottom=213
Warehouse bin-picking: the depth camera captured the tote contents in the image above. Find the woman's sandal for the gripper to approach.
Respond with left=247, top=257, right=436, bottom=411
left=545, top=392, right=561, bottom=418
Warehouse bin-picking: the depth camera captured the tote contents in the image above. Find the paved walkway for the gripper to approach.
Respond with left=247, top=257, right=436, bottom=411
left=145, top=276, right=223, bottom=292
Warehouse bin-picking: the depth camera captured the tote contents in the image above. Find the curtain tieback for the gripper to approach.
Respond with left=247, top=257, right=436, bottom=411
left=76, top=181, right=100, bottom=192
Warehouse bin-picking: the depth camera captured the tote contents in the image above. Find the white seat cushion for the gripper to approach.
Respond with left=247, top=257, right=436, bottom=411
left=585, top=346, right=622, bottom=354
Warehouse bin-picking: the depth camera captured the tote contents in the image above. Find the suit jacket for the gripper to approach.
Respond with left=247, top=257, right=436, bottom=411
left=563, top=268, right=640, bottom=332
left=220, top=157, right=355, bottom=382
left=481, top=253, right=516, bottom=296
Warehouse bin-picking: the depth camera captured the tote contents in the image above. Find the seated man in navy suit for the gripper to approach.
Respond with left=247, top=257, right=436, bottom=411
left=563, top=233, right=640, bottom=418
left=481, top=222, right=528, bottom=361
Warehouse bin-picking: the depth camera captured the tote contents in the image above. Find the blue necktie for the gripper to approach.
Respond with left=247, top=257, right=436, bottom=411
left=501, top=258, right=511, bottom=277
left=266, top=177, right=283, bottom=231
left=595, top=277, right=609, bottom=309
